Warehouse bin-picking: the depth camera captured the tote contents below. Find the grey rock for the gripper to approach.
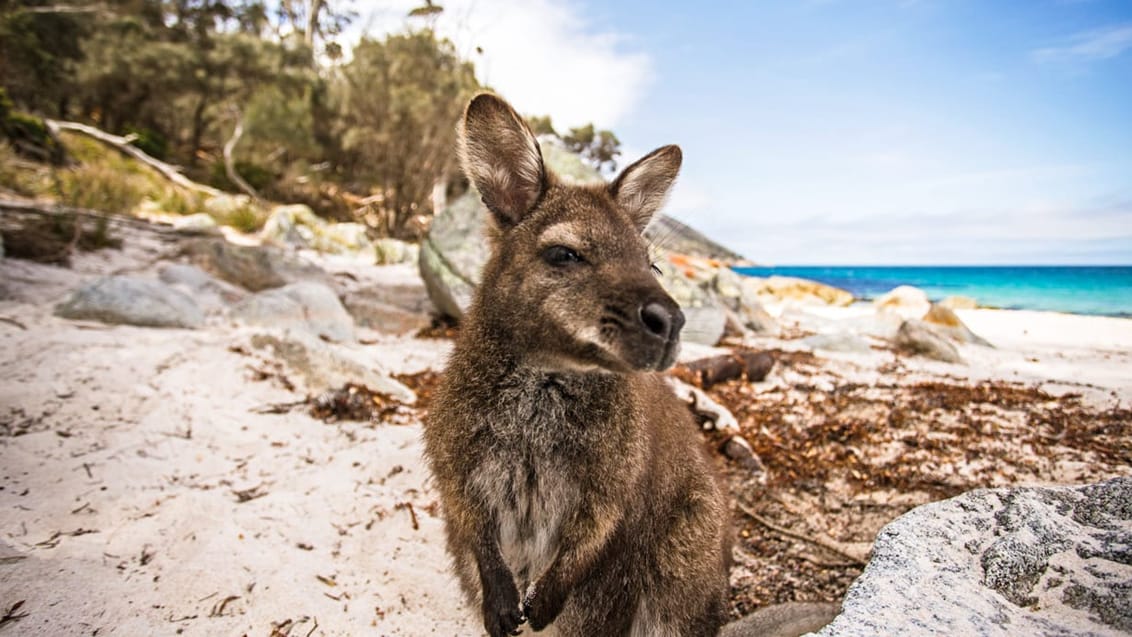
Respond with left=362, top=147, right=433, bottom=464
left=345, top=297, right=431, bottom=335
left=233, top=282, right=355, bottom=342
left=894, top=319, right=963, bottom=363
left=249, top=331, right=415, bottom=403
left=185, top=238, right=331, bottom=292
left=803, top=331, right=874, bottom=354
left=158, top=262, right=247, bottom=313
left=923, top=303, right=993, bottom=347
left=815, top=477, right=1132, bottom=637
left=55, top=275, right=204, bottom=328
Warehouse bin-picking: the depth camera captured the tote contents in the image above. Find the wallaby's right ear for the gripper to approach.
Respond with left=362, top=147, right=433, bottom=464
left=460, top=93, right=546, bottom=229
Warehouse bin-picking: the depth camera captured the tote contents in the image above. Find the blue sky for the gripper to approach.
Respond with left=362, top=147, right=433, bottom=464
left=364, top=1, right=1132, bottom=264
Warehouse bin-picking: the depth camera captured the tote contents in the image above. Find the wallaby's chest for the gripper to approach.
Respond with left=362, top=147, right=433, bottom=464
left=474, top=451, right=578, bottom=589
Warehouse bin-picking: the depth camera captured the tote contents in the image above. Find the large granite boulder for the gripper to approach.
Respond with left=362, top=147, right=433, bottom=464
left=419, top=141, right=740, bottom=345
left=232, top=282, right=355, bottom=343
left=55, top=275, right=204, bottom=329
left=158, top=262, right=247, bottom=313
left=816, top=477, right=1132, bottom=637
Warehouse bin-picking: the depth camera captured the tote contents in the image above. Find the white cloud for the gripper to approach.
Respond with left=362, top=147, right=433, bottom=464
left=1032, top=23, right=1132, bottom=64
left=354, top=0, right=652, bottom=129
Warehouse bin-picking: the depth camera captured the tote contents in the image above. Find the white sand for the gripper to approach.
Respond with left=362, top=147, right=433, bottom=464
left=2, top=252, right=1130, bottom=635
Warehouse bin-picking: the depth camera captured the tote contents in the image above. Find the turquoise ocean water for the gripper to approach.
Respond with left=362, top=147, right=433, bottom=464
left=731, top=266, right=1132, bottom=318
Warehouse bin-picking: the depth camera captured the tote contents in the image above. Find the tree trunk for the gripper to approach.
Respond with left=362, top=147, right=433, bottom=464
left=222, top=112, right=259, bottom=200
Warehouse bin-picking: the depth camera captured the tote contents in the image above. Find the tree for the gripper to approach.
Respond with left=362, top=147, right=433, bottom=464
left=561, top=123, right=621, bottom=174
left=331, top=29, right=479, bottom=238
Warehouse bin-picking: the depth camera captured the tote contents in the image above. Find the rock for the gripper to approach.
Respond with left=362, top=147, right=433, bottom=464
left=874, top=285, right=931, bottom=318
left=233, top=282, right=355, bottom=342
left=803, top=331, right=874, bottom=354
left=814, top=477, right=1132, bottom=637
left=55, top=275, right=204, bottom=328
left=344, top=297, right=431, bottom=336
left=158, top=262, right=247, bottom=313
left=715, top=269, right=779, bottom=335
left=757, top=276, right=855, bottom=307
left=170, top=213, right=218, bottom=234
left=837, top=312, right=904, bottom=341
left=261, top=204, right=375, bottom=259
left=249, top=331, right=415, bottom=403
left=185, top=238, right=331, bottom=292
left=940, top=295, right=978, bottom=310
left=373, top=238, right=419, bottom=265
left=419, top=142, right=740, bottom=343
left=923, top=303, right=992, bottom=347
left=894, top=319, right=962, bottom=363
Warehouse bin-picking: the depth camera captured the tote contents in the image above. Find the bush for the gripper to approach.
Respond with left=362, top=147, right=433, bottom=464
left=56, top=163, right=147, bottom=214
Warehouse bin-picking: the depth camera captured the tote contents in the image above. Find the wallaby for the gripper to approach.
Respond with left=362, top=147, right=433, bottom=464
left=423, top=93, right=837, bottom=637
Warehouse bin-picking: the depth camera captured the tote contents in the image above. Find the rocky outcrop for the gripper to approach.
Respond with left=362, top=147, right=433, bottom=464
left=185, top=237, right=330, bottom=292
left=754, top=276, right=855, bottom=307
left=261, top=204, right=378, bottom=261
left=54, top=275, right=204, bottom=328
left=232, top=282, right=355, bottom=343
left=816, top=477, right=1132, bottom=637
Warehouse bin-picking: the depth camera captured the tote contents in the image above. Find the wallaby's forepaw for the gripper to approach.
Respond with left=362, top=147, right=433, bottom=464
left=522, top=582, right=566, bottom=631
left=483, top=580, right=526, bottom=637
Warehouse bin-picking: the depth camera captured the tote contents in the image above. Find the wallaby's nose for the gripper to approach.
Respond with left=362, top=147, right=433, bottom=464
left=639, top=301, right=685, bottom=340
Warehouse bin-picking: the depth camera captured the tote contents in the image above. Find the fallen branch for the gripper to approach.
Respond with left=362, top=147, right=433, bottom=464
left=45, top=119, right=222, bottom=197
left=0, top=197, right=183, bottom=235
left=735, top=501, right=866, bottom=566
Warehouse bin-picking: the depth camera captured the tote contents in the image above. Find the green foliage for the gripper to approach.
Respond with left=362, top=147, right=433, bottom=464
left=332, top=29, right=480, bottom=238
left=208, top=160, right=275, bottom=192
left=157, top=189, right=204, bottom=216
left=0, top=88, right=64, bottom=164
left=56, top=163, right=147, bottom=214
left=562, top=124, right=622, bottom=173
left=0, top=3, right=88, bottom=115
left=526, top=115, right=557, bottom=137
left=124, top=126, right=169, bottom=160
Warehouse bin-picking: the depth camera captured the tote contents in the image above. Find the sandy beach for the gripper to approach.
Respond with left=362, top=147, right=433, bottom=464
left=1, top=242, right=1130, bottom=636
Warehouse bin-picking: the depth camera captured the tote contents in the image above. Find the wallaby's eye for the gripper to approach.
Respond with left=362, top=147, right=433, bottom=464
left=650, top=262, right=663, bottom=276
left=542, top=245, right=584, bottom=266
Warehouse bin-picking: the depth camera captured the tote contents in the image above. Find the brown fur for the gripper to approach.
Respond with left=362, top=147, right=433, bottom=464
left=424, top=93, right=728, bottom=636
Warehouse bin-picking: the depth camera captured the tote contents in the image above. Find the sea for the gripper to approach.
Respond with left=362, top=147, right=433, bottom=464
left=730, top=265, right=1132, bottom=318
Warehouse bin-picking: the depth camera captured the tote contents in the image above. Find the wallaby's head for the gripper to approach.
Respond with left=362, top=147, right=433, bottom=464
left=460, top=93, right=685, bottom=373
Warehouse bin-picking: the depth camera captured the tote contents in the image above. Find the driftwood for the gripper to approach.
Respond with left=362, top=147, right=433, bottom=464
left=665, top=377, right=739, bottom=432
left=680, top=350, right=775, bottom=388
left=45, top=119, right=222, bottom=197
left=0, top=197, right=182, bottom=235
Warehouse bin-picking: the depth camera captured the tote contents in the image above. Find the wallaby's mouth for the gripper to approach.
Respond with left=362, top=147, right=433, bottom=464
left=608, top=300, right=685, bottom=372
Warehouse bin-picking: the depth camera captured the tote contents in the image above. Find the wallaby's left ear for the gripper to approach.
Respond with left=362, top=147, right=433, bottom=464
left=609, top=145, right=682, bottom=232
left=460, top=93, right=546, bottom=230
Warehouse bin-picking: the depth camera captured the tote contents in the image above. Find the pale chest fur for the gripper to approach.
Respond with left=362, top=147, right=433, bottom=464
left=473, top=453, right=578, bottom=590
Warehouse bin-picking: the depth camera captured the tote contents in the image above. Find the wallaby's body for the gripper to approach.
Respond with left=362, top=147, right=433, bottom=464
left=424, top=93, right=729, bottom=636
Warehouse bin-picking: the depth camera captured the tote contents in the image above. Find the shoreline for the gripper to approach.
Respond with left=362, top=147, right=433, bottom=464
left=2, top=247, right=1130, bottom=634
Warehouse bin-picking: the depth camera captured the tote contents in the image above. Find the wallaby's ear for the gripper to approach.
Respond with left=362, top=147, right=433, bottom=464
left=609, top=145, right=682, bottom=233
left=460, top=93, right=546, bottom=229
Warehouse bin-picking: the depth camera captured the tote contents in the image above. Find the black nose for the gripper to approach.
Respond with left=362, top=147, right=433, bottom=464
left=639, top=301, right=685, bottom=340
